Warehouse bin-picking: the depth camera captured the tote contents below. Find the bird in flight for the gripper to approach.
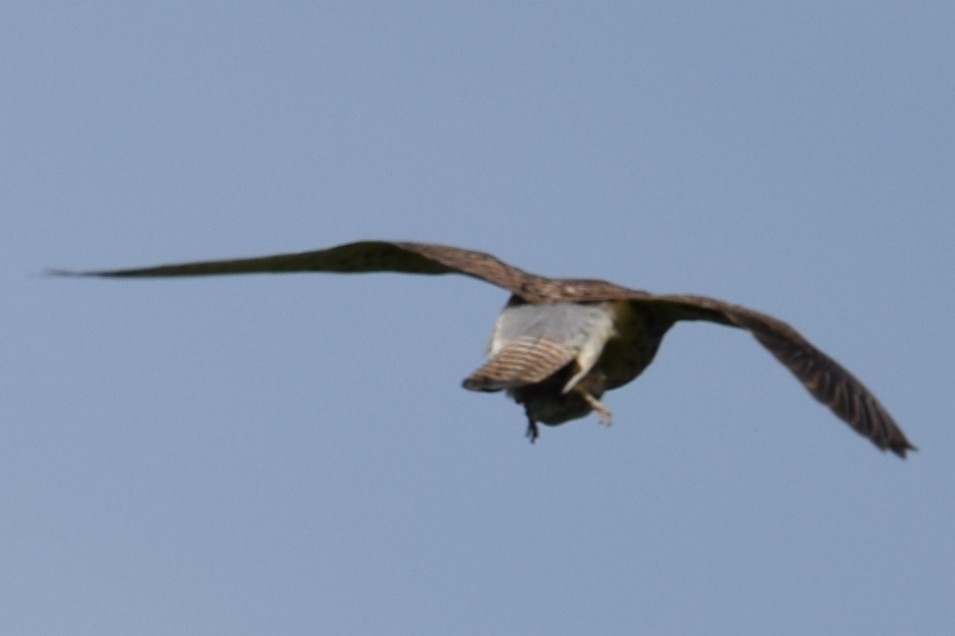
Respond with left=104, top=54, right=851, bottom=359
left=53, top=240, right=914, bottom=457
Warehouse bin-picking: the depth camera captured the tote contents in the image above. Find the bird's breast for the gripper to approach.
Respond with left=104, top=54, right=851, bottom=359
left=595, top=301, right=671, bottom=390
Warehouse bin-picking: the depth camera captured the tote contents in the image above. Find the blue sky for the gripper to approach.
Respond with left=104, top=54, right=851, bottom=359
left=3, top=2, right=953, bottom=633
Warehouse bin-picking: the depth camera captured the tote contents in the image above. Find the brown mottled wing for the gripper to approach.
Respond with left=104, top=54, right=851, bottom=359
left=600, top=290, right=914, bottom=458
left=462, top=336, right=575, bottom=392
left=49, top=240, right=551, bottom=299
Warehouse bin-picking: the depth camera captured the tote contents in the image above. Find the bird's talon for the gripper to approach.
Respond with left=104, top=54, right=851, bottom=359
left=578, top=390, right=612, bottom=426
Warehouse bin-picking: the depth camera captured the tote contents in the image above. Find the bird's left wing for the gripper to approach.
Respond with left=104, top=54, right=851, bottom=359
left=50, top=240, right=548, bottom=298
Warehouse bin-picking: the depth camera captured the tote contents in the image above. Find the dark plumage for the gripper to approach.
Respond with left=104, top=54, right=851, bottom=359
left=52, top=240, right=915, bottom=457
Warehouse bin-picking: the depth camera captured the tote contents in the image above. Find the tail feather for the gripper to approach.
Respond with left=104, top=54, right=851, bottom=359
left=462, top=336, right=575, bottom=392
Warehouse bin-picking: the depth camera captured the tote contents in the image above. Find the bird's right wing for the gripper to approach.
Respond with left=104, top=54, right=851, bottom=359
left=637, top=293, right=915, bottom=458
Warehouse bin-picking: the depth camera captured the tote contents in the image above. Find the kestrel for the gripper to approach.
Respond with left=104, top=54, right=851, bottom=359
left=53, top=240, right=914, bottom=457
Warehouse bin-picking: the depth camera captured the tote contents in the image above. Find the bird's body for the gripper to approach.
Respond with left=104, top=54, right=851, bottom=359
left=52, top=240, right=915, bottom=457
left=464, top=299, right=668, bottom=439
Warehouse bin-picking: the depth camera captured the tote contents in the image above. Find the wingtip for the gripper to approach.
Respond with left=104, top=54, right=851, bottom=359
left=45, top=267, right=147, bottom=278
left=45, top=268, right=90, bottom=277
left=889, top=441, right=917, bottom=459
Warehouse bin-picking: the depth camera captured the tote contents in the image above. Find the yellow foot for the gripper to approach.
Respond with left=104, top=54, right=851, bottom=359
left=579, top=390, right=612, bottom=427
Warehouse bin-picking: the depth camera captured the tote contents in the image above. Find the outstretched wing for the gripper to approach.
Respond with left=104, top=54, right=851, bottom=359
left=618, top=291, right=914, bottom=458
left=50, top=240, right=554, bottom=299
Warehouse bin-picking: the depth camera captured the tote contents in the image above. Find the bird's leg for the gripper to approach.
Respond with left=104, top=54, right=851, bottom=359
left=525, top=411, right=540, bottom=443
left=578, top=389, right=613, bottom=427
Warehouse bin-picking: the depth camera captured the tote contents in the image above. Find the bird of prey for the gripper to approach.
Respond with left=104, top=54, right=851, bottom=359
left=53, top=240, right=914, bottom=457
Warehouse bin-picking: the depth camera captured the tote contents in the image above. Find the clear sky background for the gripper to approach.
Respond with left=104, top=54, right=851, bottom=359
left=3, top=3, right=953, bottom=634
